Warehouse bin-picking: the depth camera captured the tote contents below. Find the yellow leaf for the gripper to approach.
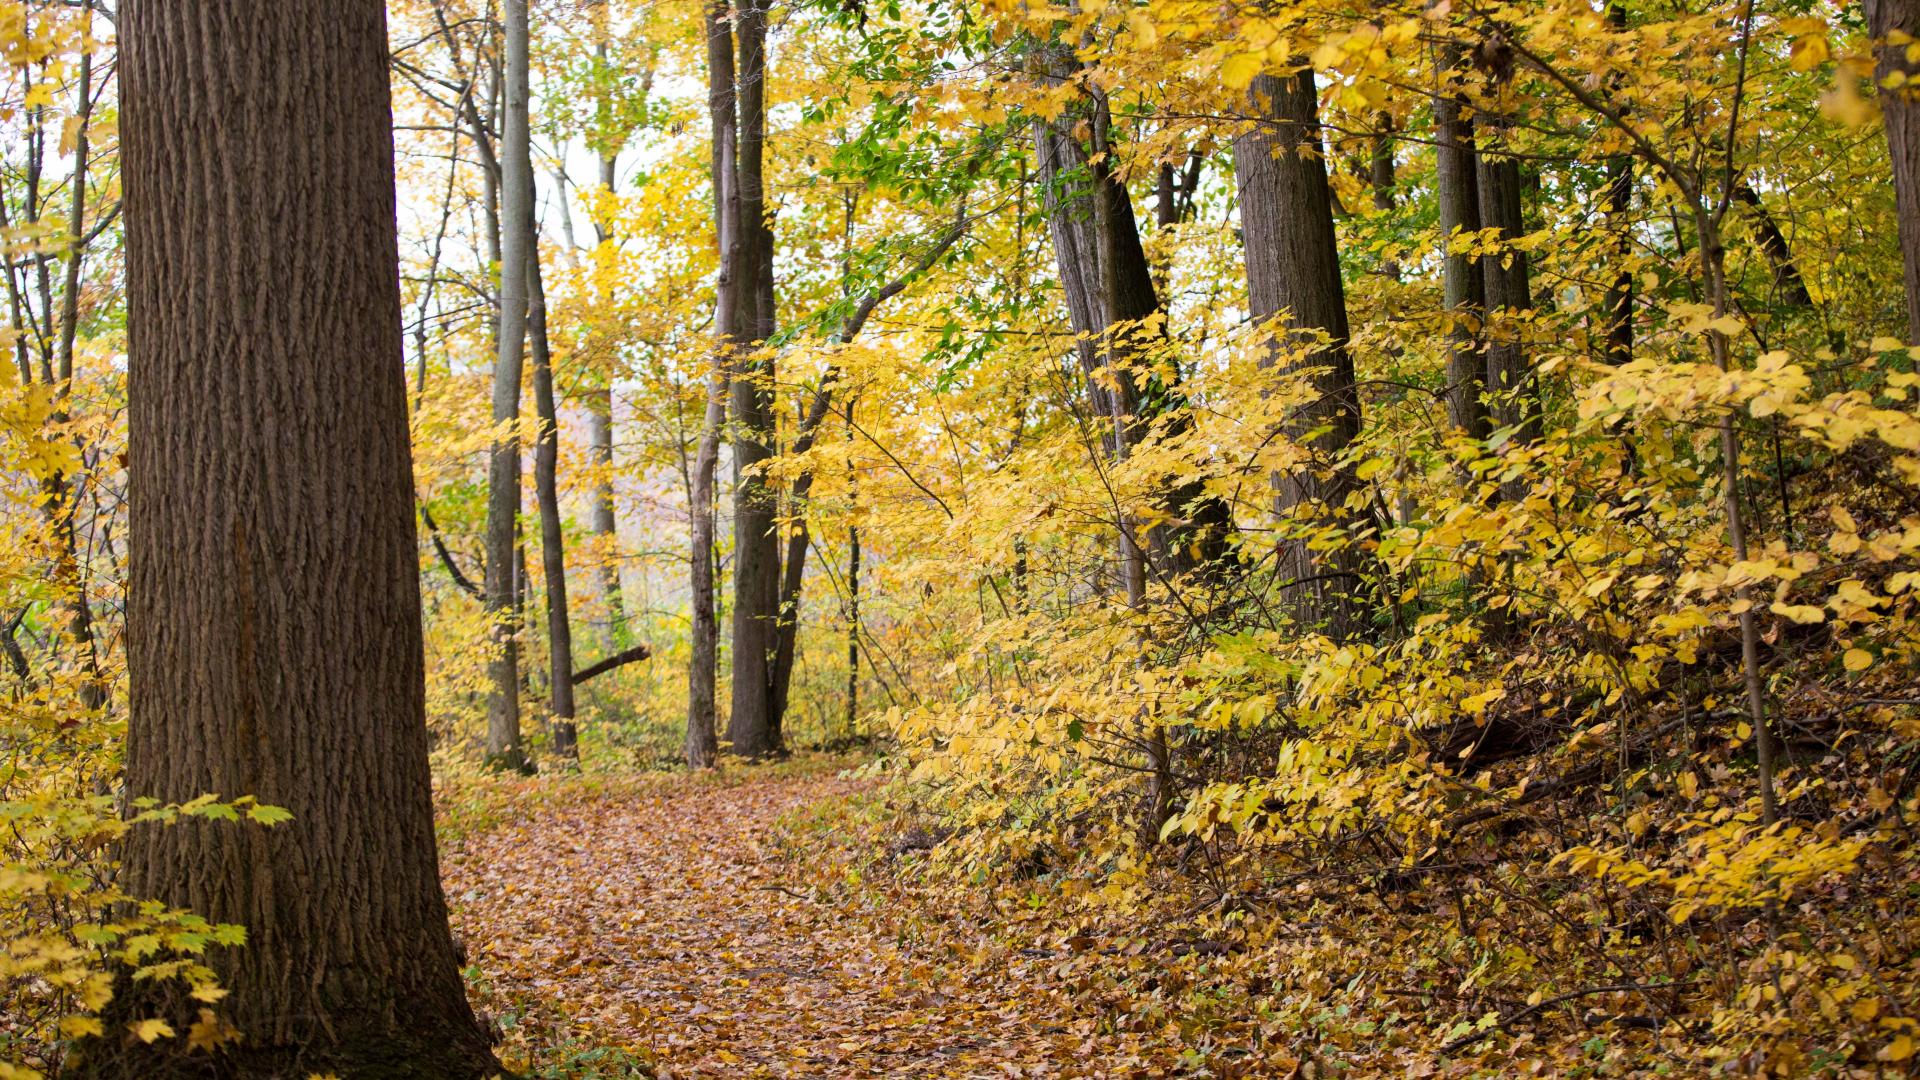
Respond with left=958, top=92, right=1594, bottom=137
left=1222, top=52, right=1264, bottom=90
left=1769, top=602, right=1826, bottom=624
left=1789, top=34, right=1829, bottom=71
left=1880, top=1034, right=1915, bottom=1062
left=1844, top=647, right=1873, bottom=671
left=59, top=1015, right=104, bottom=1038
left=129, top=1018, right=175, bottom=1043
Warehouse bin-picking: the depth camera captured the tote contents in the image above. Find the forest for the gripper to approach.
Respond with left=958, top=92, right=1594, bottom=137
left=4, top=0, right=1920, bottom=1075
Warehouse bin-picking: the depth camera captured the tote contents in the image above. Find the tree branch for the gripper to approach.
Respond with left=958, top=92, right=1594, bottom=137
left=572, top=643, right=652, bottom=685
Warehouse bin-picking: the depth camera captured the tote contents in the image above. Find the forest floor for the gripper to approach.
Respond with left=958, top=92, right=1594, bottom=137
left=439, top=757, right=1190, bottom=1079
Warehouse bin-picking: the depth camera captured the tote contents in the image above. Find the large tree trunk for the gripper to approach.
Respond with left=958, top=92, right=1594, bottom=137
left=529, top=244, right=578, bottom=760
left=484, top=0, right=532, bottom=772
left=1233, top=69, right=1365, bottom=634
left=1871, top=0, right=1920, bottom=341
left=727, top=0, right=783, bottom=757
left=689, top=0, right=739, bottom=769
left=105, top=2, right=499, bottom=1074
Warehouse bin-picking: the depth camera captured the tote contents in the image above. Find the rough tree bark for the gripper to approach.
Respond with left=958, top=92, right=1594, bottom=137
left=689, top=0, right=740, bottom=769
left=101, top=2, right=500, bottom=1074
left=728, top=0, right=784, bottom=757
left=1870, top=0, right=1920, bottom=340
left=1232, top=69, right=1365, bottom=635
left=485, top=0, right=532, bottom=772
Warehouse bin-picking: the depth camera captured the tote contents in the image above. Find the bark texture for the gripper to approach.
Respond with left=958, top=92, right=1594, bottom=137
left=105, top=2, right=498, bottom=1074
left=1233, top=70, right=1365, bottom=633
left=1871, top=0, right=1920, bottom=341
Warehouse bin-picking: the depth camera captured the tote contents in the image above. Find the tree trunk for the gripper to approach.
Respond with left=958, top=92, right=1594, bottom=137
left=763, top=218, right=966, bottom=734
left=1871, top=0, right=1920, bottom=341
left=589, top=11, right=625, bottom=647
left=104, top=2, right=499, bottom=1074
left=727, top=0, right=783, bottom=757
left=484, top=0, right=532, bottom=773
left=1370, top=113, right=1402, bottom=282
left=1029, top=69, right=1234, bottom=577
left=844, top=493, right=860, bottom=739
left=1600, top=1, right=1634, bottom=365
left=1435, top=43, right=1489, bottom=437
left=1695, top=209, right=1780, bottom=827
left=30, top=30, right=106, bottom=710
left=1733, top=184, right=1813, bottom=307
left=689, top=0, right=739, bottom=769
left=1233, top=69, right=1365, bottom=634
left=1477, top=122, right=1536, bottom=441
left=529, top=244, right=577, bottom=761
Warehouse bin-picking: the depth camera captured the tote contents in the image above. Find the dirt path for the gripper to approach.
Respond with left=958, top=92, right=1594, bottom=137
left=443, top=770, right=1159, bottom=1078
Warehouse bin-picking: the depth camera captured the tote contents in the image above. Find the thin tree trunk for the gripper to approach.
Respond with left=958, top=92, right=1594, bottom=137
left=844, top=470, right=860, bottom=739
left=484, top=0, right=532, bottom=772
left=1601, top=1, right=1634, bottom=365
left=1696, top=209, right=1779, bottom=827
left=689, top=0, right=739, bottom=769
left=1871, top=0, right=1920, bottom=340
left=1370, top=113, right=1402, bottom=282
left=104, top=2, right=499, bottom=1073
left=589, top=3, right=625, bottom=648
left=1233, top=69, right=1365, bottom=635
left=529, top=243, right=577, bottom=761
left=765, top=219, right=966, bottom=729
left=1435, top=43, right=1490, bottom=436
left=46, top=36, right=104, bottom=709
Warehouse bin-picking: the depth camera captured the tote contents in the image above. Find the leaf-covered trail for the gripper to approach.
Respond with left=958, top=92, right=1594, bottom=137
left=443, top=769, right=1169, bottom=1077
